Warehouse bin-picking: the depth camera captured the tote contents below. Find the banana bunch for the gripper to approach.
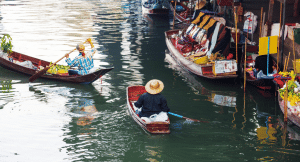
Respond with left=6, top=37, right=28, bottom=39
left=279, top=71, right=289, bottom=77
left=279, top=70, right=296, bottom=80
left=47, top=62, right=70, bottom=74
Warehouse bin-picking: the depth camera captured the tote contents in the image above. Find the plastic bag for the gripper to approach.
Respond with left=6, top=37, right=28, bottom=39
left=243, top=12, right=257, bottom=34
left=154, top=112, right=168, bottom=121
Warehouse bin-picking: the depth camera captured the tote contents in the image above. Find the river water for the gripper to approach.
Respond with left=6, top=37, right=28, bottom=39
left=0, top=0, right=300, bottom=161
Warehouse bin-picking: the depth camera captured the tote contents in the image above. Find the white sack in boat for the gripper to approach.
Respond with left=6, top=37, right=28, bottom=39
left=0, top=51, right=9, bottom=60
left=16, top=60, right=35, bottom=69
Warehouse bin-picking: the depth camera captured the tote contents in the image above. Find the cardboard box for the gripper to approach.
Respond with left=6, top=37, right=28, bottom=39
left=213, top=60, right=237, bottom=75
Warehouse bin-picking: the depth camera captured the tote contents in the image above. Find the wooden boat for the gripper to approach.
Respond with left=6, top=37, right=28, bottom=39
left=169, top=1, right=224, bottom=25
left=142, top=0, right=169, bottom=15
left=278, top=91, right=300, bottom=128
left=0, top=51, right=113, bottom=84
left=169, top=0, right=192, bottom=24
left=164, top=28, right=238, bottom=79
left=126, top=85, right=170, bottom=134
left=240, top=45, right=277, bottom=90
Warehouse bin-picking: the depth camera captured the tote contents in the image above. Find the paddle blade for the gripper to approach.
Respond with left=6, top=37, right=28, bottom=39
left=183, top=117, right=209, bottom=123
left=29, top=67, right=50, bottom=82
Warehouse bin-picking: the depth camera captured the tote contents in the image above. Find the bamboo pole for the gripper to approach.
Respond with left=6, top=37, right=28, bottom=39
left=234, top=7, right=238, bottom=63
left=284, top=56, right=287, bottom=72
left=244, top=38, right=247, bottom=92
left=277, top=3, right=282, bottom=71
left=172, top=1, right=177, bottom=29
left=260, top=7, right=263, bottom=37
left=293, top=30, right=297, bottom=73
left=286, top=52, right=291, bottom=71
left=284, top=81, right=288, bottom=123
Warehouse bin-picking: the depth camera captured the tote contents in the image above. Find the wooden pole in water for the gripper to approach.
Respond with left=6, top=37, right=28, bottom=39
left=244, top=38, right=247, bottom=92
left=277, top=3, right=282, bottom=71
left=284, top=81, right=288, bottom=123
left=173, top=1, right=177, bottom=29
left=234, top=7, right=238, bottom=63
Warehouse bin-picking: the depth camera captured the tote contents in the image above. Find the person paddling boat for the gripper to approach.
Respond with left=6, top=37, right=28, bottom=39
left=134, top=79, right=170, bottom=118
left=65, top=38, right=98, bottom=75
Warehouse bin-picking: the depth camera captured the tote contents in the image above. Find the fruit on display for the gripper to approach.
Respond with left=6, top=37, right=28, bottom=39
left=47, top=62, right=70, bottom=74
left=279, top=79, right=300, bottom=107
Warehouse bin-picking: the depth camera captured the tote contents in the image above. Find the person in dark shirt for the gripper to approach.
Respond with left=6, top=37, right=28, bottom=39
left=134, top=79, right=170, bottom=118
left=254, top=55, right=274, bottom=76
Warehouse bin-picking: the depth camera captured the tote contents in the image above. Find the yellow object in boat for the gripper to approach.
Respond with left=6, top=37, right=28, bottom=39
left=57, top=69, right=67, bottom=74
left=194, top=55, right=208, bottom=64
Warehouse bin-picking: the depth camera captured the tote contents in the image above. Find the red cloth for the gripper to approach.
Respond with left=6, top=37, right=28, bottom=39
left=273, top=74, right=291, bottom=88
left=227, top=53, right=233, bottom=60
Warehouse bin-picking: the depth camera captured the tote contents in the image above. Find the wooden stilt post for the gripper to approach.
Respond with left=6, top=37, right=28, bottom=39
left=244, top=37, right=247, bottom=92
left=260, top=7, right=263, bottom=38
left=267, top=0, right=275, bottom=36
left=234, top=7, right=238, bottom=63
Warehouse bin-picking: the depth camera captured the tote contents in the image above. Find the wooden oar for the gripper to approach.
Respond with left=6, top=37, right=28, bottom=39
left=29, top=39, right=89, bottom=82
left=168, top=112, right=209, bottom=123
left=29, top=48, right=77, bottom=82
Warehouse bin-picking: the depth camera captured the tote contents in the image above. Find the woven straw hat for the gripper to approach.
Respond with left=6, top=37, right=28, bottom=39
left=145, top=79, right=164, bottom=94
left=76, top=43, right=85, bottom=51
left=195, top=0, right=206, bottom=10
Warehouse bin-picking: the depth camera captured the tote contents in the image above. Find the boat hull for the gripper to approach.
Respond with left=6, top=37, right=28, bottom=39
left=142, top=5, right=169, bottom=15
left=0, top=51, right=113, bottom=84
left=126, top=86, right=170, bottom=134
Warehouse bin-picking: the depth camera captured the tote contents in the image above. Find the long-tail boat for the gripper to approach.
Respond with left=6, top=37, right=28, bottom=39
left=165, top=12, right=237, bottom=79
left=0, top=51, right=113, bottom=84
left=126, top=85, right=170, bottom=134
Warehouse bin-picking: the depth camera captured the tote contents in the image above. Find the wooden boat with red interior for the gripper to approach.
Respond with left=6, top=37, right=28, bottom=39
left=240, top=45, right=277, bottom=90
left=164, top=13, right=238, bottom=79
left=126, top=85, right=170, bottom=134
left=0, top=51, right=113, bottom=84
left=169, top=0, right=192, bottom=24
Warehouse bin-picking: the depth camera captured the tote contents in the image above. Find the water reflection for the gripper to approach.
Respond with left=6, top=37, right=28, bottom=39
left=1, top=0, right=300, bottom=161
left=1, top=80, right=12, bottom=93
left=72, top=99, right=97, bottom=126
left=164, top=53, right=237, bottom=108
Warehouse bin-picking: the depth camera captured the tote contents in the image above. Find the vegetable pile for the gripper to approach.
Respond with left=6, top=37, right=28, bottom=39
left=46, top=62, right=70, bottom=74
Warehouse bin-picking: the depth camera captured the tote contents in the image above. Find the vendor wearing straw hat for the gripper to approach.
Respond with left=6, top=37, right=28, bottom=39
left=134, top=79, right=170, bottom=118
